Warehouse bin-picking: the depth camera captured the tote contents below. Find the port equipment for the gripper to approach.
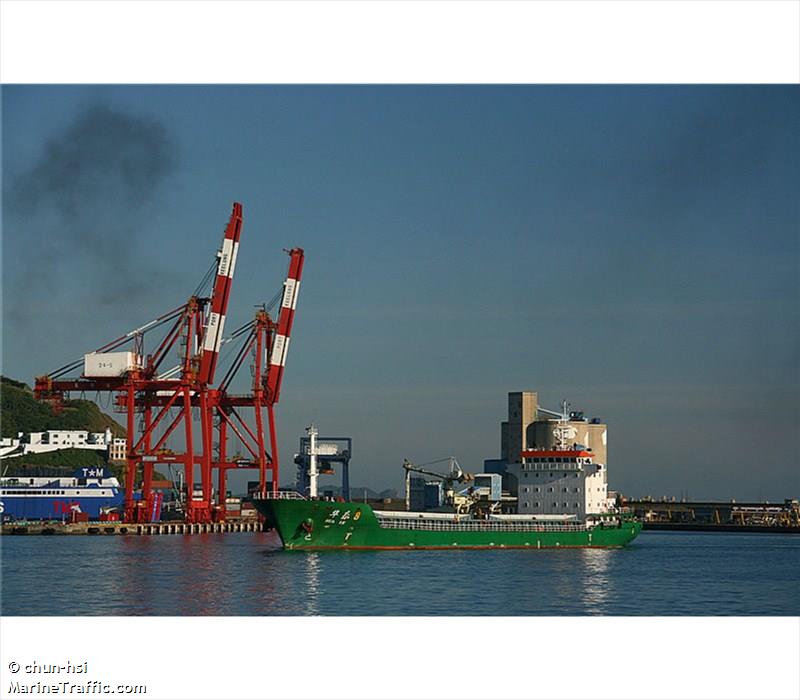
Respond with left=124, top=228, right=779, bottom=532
left=34, top=203, right=304, bottom=523
left=402, top=457, right=474, bottom=511
left=210, top=249, right=304, bottom=518
left=293, top=428, right=352, bottom=499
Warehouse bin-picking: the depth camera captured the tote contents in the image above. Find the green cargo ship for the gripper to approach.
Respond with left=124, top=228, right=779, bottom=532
left=254, top=494, right=642, bottom=550
left=257, top=419, right=641, bottom=550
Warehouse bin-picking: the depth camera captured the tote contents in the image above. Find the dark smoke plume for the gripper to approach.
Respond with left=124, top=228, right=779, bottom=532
left=9, top=103, right=177, bottom=305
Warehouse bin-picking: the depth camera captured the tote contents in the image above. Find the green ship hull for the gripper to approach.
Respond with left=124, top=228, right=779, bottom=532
left=254, top=497, right=642, bottom=550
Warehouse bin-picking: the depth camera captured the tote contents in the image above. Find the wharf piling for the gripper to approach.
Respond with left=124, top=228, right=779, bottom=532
left=1, top=519, right=265, bottom=536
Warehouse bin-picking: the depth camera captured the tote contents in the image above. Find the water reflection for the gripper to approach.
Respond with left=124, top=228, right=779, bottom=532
left=248, top=541, right=314, bottom=615
left=302, top=553, right=321, bottom=616
left=174, top=534, right=228, bottom=615
left=111, top=535, right=228, bottom=615
left=3, top=532, right=799, bottom=616
left=579, top=548, right=612, bottom=614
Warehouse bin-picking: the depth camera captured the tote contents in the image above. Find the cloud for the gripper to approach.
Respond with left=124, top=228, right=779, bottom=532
left=9, top=103, right=178, bottom=303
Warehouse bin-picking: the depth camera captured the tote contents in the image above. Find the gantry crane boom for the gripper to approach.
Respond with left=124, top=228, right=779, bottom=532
left=212, top=248, right=305, bottom=502
left=197, top=202, right=243, bottom=385
left=264, top=248, right=304, bottom=404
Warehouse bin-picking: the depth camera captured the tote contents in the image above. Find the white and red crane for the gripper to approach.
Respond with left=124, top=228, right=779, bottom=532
left=34, top=203, right=304, bottom=523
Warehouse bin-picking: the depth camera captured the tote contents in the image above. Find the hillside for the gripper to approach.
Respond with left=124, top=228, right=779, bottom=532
left=0, top=375, right=126, bottom=439
left=1, top=448, right=108, bottom=474
left=0, top=377, right=166, bottom=484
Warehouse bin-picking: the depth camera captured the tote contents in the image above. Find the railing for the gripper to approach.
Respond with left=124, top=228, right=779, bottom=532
left=257, top=490, right=306, bottom=500
left=375, top=517, right=589, bottom=533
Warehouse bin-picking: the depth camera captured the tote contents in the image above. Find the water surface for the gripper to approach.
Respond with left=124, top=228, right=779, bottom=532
left=1, top=531, right=797, bottom=615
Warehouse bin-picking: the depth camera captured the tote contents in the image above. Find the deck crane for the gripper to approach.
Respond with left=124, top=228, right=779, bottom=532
left=402, top=457, right=474, bottom=512
left=35, top=203, right=245, bottom=523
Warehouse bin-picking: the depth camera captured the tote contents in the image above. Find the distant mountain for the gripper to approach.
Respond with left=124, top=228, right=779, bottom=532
left=0, top=375, right=126, bottom=439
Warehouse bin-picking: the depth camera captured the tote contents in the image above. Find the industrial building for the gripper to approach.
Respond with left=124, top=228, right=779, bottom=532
left=487, top=391, right=613, bottom=517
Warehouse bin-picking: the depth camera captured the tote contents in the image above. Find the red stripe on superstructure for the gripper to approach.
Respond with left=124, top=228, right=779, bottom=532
left=520, top=449, right=594, bottom=458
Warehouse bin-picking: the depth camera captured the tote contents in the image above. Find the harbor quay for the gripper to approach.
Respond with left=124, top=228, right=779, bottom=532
left=1, top=518, right=265, bottom=537
left=628, top=498, right=800, bottom=532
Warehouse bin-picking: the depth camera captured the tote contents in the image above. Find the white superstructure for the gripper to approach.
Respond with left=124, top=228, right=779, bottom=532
left=509, top=448, right=613, bottom=517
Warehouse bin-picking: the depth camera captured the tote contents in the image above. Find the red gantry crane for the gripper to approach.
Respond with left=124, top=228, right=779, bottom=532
left=205, top=247, right=304, bottom=518
left=34, top=203, right=303, bottom=524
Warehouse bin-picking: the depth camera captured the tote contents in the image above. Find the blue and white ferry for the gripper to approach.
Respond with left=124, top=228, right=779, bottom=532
left=0, top=467, right=124, bottom=521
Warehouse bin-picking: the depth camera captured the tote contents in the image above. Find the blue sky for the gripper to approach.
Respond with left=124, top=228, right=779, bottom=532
left=2, top=85, right=798, bottom=500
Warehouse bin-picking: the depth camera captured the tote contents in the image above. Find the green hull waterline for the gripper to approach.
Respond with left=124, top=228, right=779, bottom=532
left=253, top=499, right=642, bottom=550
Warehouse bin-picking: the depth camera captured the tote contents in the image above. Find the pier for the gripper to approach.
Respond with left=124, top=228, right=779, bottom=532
left=627, top=498, right=800, bottom=532
left=1, top=519, right=265, bottom=536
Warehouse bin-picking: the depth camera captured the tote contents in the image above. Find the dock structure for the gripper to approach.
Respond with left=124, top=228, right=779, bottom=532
left=627, top=498, right=800, bottom=532
left=1, top=519, right=265, bottom=536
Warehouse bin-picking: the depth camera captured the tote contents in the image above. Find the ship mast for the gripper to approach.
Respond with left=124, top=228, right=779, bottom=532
left=307, top=424, right=319, bottom=498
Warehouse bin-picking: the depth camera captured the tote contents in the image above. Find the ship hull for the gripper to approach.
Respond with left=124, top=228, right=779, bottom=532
left=0, top=488, right=123, bottom=521
left=254, top=498, right=642, bottom=550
